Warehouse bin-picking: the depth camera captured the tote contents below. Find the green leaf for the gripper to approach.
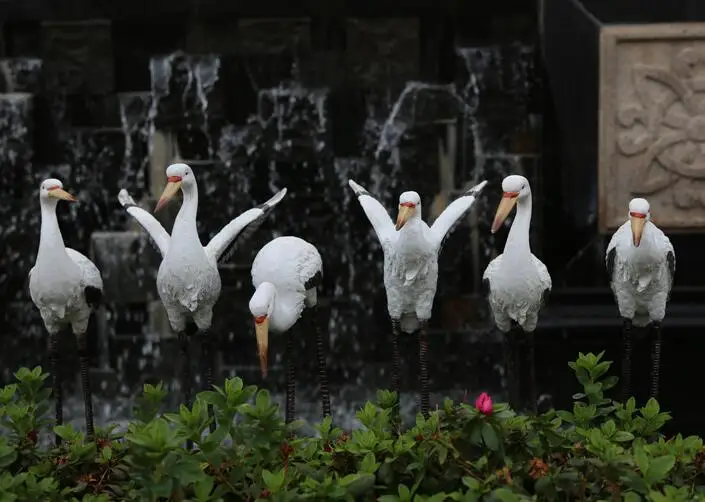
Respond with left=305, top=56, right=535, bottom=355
left=481, top=422, right=499, bottom=451
left=398, top=484, right=411, bottom=501
left=646, top=455, right=675, bottom=486
left=614, top=431, right=635, bottom=442
left=360, top=452, right=379, bottom=474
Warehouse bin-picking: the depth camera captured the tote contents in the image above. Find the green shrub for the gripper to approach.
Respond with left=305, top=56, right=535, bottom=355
left=0, top=352, right=704, bottom=501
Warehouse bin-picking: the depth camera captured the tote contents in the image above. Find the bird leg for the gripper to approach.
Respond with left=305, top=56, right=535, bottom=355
left=77, top=334, right=95, bottom=441
left=178, top=331, right=193, bottom=450
left=285, top=328, right=296, bottom=425
left=391, top=319, right=402, bottom=430
left=48, top=331, right=62, bottom=447
left=418, top=323, right=430, bottom=419
left=502, top=325, right=520, bottom=411
left=200, top=330, right=216, bottom=433
left=526, top=330, right=537, bottom=414
left=650, top=321, right=662, bottom=400
left=621, top=318, right=633, bottom=402
left=311, top=306, right=331, bottom=420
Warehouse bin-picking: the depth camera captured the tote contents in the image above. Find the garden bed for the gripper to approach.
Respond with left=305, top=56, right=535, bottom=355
left=0, top=352, right=702, bottom=501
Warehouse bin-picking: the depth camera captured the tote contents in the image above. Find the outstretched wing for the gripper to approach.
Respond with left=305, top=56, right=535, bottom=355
left=430, top=180, right=487, bottom=250
left=348, top=179, right=395, bottom=244
left=118, top=189, right=170, bottom=257
left=204, top=188, right=287, bottom=264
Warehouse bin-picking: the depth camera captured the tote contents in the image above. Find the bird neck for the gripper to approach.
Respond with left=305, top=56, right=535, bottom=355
left=269, top=290, right=304, bottom=332
left=503, top=194, right=532, bottom=262
left=38, top=200, right=70, bottom=263
left=172, top=184, right=200, bottom=242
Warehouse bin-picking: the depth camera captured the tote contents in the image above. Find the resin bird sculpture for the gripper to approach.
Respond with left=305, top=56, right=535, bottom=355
left=483, top=174, right=551, bottom=414
left=29, top=178, right=104, bottom=444
left=118, top=162, right=287, bottom=433
left=249, top=236, right=331, bottom=425
left=348, top=178, right=487, bottom=418
left=605, top=197, right=674, bottom=401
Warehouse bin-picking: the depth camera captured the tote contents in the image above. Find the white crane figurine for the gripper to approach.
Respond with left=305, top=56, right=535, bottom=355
left=483, top=174, right=551, bottom=413
left=118, top=162, right=287, bottom=434
left=28, top=178, right=104, bottom=443
left=605, top=197, right=675, bottom=400
left=248, top=236, right=331, bottom=424
left=348, top=178, right=487, bottom=418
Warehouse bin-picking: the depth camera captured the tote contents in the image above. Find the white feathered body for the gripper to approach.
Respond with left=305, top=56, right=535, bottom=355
left=483, top=253, right=551, bottom=333
left=30, top=248, right=103, bottom=334
left=118, top=182, right=287, bottom=333
left=251, top=236, right=322, bottom=333
left=157, top=228, right=221, bottom=331
left=382, top=219, right=439, bottom=333
left=606, top=220, right=674, bottom=327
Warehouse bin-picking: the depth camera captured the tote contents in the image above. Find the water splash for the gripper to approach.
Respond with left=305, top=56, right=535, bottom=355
left=148, top=52, right=222, bottom=158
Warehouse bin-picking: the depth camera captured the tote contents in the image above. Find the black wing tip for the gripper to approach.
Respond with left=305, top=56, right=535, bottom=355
left=606, top=247, right=617, bottom=278
left=464, top=180, right=488, bottom=197
left=84, top=286, right=103, bottom=309
left=348, top=180, right=371, bottom=197
left=305, top=271, right=323, bottom=290
left=482, top=277, right=491, bottom=296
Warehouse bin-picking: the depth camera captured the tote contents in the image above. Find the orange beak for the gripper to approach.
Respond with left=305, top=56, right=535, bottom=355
left=154, top=176, right=182, bottom=213
left=630, top=211, right=646, bottom=247
left=396, top=203, right=416, bottom=230
left=47, top=187, right=77, bottom=202
left=491, top=192, right=519, bottom=234
left=254, top=315, right=269, bottom=378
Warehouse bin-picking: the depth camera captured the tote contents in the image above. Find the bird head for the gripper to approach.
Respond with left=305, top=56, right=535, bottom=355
left=491, top=175, right=530, bottom=234
left=39, top=178, right=76, bottom=203
left=396, top=191, right=421, bottom=230
left=154, top=163, right=194, bottom=212
left=249, top=282, right=277, bottom=378
left=628, top=198, right=650, bottom=247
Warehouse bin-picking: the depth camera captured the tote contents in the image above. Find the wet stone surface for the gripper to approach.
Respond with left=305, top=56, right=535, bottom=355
left=0, top=33, right=540, bottom=431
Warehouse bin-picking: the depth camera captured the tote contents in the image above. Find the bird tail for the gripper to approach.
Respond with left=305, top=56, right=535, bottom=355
left=632, top=313, right=650, bottom=328
left=400, top=314, right=419, bottom=334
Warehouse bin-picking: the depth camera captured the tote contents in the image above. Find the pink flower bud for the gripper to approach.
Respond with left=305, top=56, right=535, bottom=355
left=475, top=392, right=493, bottom=416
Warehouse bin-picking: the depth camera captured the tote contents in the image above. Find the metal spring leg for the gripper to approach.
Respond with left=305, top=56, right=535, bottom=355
left=418, top=326, right=430, bottom=419
left=178, top=332, right=193, bottom=450
left=391, top=319, right=402, bottom=431
left=650, top=321, right=662, bottom=400
left=201, top=331, right=216, bottom=433
left=49, top=332, right=62, bottom=447
left=77, top=335, right=95, bottom=441
left=621, top=318, right=633, bottom=402
left=503, top=327, right=519, bottom=410
left=526, top=330, right=537, bottom=414
left=312, top=307, right=331, bottom=419
left=285, top=329, right=296, bottom=425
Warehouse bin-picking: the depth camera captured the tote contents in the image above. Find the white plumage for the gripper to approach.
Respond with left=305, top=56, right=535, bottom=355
left=29, top=178, right=103, bottom=441
left=29, top=178, right=103, bottom=336
left=606, top=198, right=675, bottom=327
left=118, top=162, right=287, bottom=333
left=249, top=236, right=323, bottom=377
left=483, top=175, right=551, bottom=333
left=348, top=178, right=488, bottom=333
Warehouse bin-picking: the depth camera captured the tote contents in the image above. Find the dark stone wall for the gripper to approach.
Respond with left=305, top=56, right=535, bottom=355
left=1, top=1, right=654, bottom=433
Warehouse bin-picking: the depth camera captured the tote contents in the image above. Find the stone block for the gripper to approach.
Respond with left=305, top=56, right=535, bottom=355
left=150, top=52, right=224, bottom=129
left=90, top=231, right=158, bottom=303
left=0, top=92, right=33, bottom=173
left=346, top=18, right=419, bottom=88
left=0, top=58, right=43, bottom=93
left=41, top=20, right=114, bottom=95
left=237, top=18, right=310, bottom=54
left=599, top=24, right=705, bottom=231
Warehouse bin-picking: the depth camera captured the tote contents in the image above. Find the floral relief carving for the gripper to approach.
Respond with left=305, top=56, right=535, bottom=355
left=617, top=47, right=705, bottom=209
